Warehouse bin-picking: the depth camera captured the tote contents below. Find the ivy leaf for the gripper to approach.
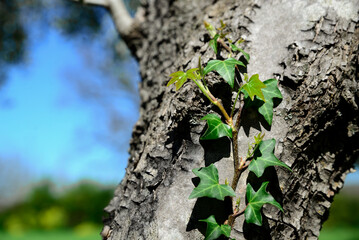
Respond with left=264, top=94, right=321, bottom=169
left=230, top=43, right=250, bottom=62
left=241, top=74, right=266, bottom=102
left=248, top=139, right=291, bottom=178
left=253, top=132, right=265, bottom=145
left=204, top=21, right=217, bottom=38
left=167, top=68, right=199, bottom=90
left=245, top=182, right=283, bottom=226
left=189, top=164, right=236, bottom=201
left=209, top=34, right=220, bottom=54
left=199, top=215, right=231, bottom=240
left=258, top=79, right=283, bottom=125
left=204, top=58, right=245, bottom=88
left=247, top=132, right=265, bottom=157
left=200, top=114, right=232, bottom=140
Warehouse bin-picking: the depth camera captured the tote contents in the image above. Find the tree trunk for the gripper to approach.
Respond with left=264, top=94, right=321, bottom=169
left=102, top=0, right=359, bottom=239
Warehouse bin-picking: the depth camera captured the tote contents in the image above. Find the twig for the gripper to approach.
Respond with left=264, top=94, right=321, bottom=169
left=72, top=0, right=135, bottom=37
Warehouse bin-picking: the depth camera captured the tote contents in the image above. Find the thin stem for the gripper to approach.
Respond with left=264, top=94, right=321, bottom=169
left=234, top=95, right=244, bottom=131
left=230, top=86, right=243, bottom=118
left=227, top=205, right=247, bottom=227
left=214, top=100, right=232, bottom=127
left=217, top=38, right=232, bottom=53
left=192, top=79, right=216, bottom=104
left=230, top=98, right=244, bottom=189
left=228, top=96, right=245, bottom=228
left=202, top=75, right=208, bottom=91
left=230, top=130, right=241, bottom=191
left=193, top=79, right=233, bottom=128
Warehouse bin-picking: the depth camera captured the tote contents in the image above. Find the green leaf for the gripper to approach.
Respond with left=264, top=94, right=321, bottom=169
left=209, top=34, right=220, bottom=54
left=258, top=79, right=283, bottom=125
left=189, top=164, right=236, bottom=200
left=200, top=114, right=232, bottom=140
left=241, top=74, right=266, bottom=102
left=248, top=139, right=291, bottom=178
left=204, top=58, right=245, bottom=88
left=230, top=44, right=250, bottom=62
left=245, top=182, right=283, bottom=226
left=167, top=68, right=199, bottom=90
left=200, top=215, right=231, bottom=240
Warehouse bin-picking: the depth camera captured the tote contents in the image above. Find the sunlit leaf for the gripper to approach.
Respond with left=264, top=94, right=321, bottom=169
left=248, top=139, right=291, bottom=178
left=241, top=74, right=266, bottom=101
left=258, top=79, right=283, bottom=125
left=200, top=215, right=231, bottom=240
left=204, top=58, right=245, bottom=88
left=209, top=34, right=219, bottom=54
left=189, top=164, right=236, bottom=201
left=167, top=68, right=199, bottom=90
left=230, top=44, right=250, bottom=62
left=200, top=114, right=232, bottom=140
left=245, top=182, right=283, bottom=226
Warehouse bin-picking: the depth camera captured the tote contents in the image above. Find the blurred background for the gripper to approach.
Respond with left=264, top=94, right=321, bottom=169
left=0, top=0, right=357, bottom=239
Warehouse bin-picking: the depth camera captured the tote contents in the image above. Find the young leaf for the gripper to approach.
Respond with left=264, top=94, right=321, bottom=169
left=204, top=58, right=245, bottom=88
left=258, top=79, right=283, bottom=125
left=189, top=164, right=236, bottom=201
left=248, top=139, right=291, bottom=178
left=218, top=20, right=226, bottom=31
left=245, top=182, right=283, bottom=226
left=247, top=132, right=265, bottom=157
left=167, top=68, right=199, bottom=90
left=209, top=34, right=220, bottom=54
left=230, top=43, right=250, bottom=62
left=200, top=215, right=231, bottom=240
left=241, top=74, right=266, bottom=101
left=200, top=114, right=232, bottom=140
left=204, top=21, right=217, bottom=38
left=253, top=132, right=265, bottom=145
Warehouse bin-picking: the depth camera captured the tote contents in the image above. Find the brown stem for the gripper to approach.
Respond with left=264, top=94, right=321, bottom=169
left=227, top=205, right=247, bottom=227
left=230, top=96, right=245, bottom=191
left=227, top=96, right=245, bottom=228
left=217, top=38, right=232, bottom=53
left=230, top=130, right=241, bottom=191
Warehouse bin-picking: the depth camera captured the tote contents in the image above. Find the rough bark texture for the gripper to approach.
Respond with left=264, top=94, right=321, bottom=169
left=103, top=0, right=359, bottom=239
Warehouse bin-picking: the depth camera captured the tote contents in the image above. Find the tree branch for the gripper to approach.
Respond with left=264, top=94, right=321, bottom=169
left=72, top=0, right=135, bottom=37
left=72, top=0, right=109, bottom=7
left=107, top=0, right=134, bottom=36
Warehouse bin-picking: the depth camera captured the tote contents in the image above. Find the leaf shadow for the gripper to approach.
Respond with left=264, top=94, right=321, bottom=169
left=200, top=137, right=231, bottom=166
left=240, top=106, right=271, bottom=137
left=186, top=194, right=233, bottom=237
left=240, top=95, right=282, bottom=136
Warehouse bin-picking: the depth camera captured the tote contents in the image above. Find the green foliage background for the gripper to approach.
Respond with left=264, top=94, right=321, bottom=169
left=319, top=187, right=359, bottom=240
left=0, top=181, right=113, bottom=239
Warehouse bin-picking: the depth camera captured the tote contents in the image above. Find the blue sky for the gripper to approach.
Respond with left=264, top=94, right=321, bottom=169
left=0, top=15, right=139, bottom=191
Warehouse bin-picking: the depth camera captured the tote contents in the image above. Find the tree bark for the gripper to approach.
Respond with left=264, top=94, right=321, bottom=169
left=101, top=0, right=359, bottom=239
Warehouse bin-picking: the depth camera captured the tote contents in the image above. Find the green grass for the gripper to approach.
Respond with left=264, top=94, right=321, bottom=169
left=0, top=229, right=100, bottom=240
left=319, top=227, right=359, bottom=240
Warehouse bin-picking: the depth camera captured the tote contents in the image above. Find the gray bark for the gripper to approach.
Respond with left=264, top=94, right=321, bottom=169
left=102, top=0, right=359, bottom=239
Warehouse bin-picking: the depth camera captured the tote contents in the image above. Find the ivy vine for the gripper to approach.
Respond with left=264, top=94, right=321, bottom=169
left=167, top=20, right=291, bottom=240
